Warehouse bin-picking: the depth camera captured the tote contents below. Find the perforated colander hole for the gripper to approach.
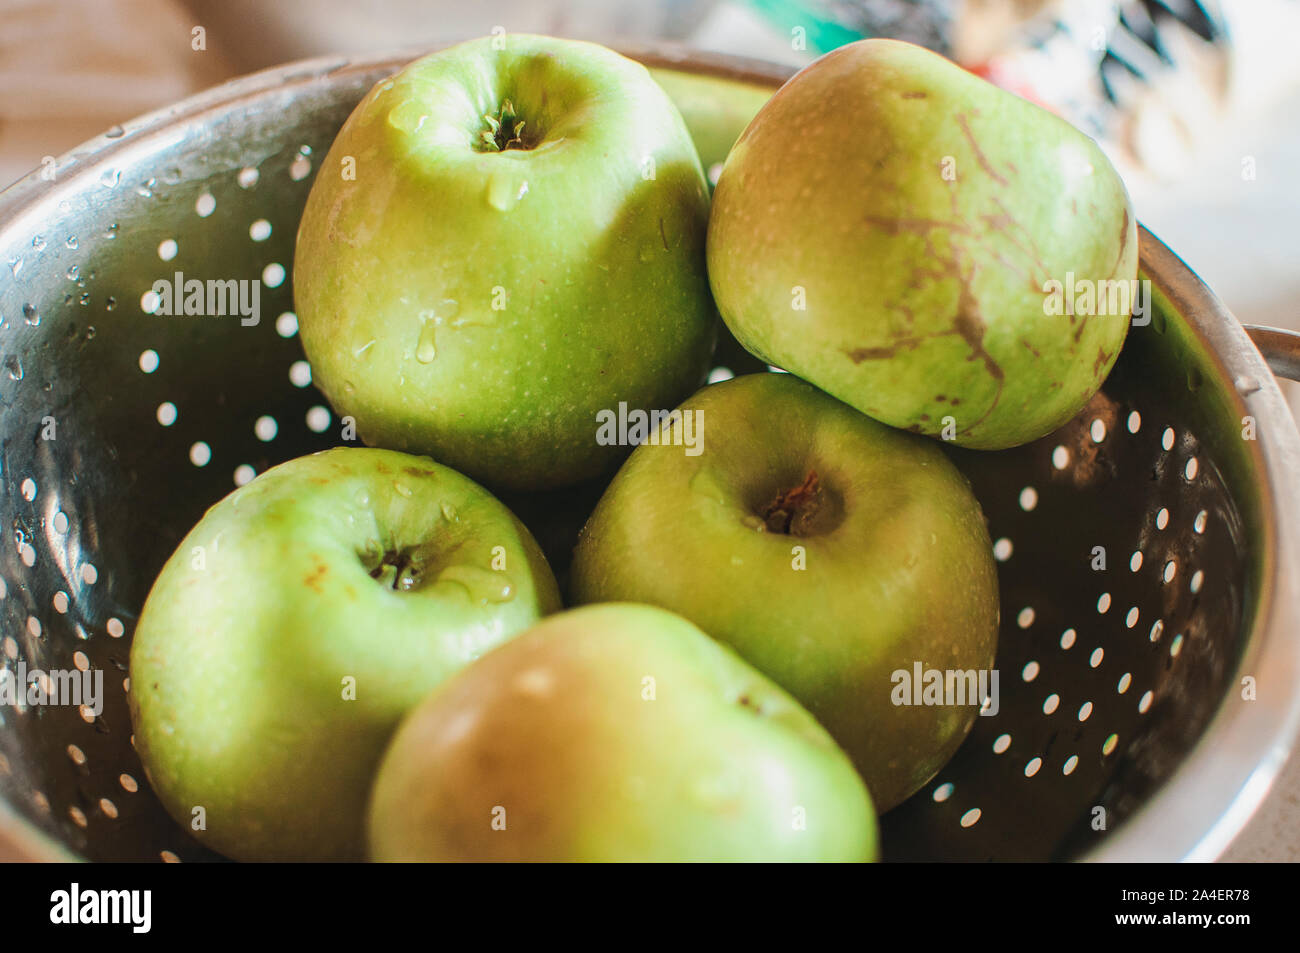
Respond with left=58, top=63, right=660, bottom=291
left=1090, top=418, right=1106, bottom=442
left=138, top=348, right=160, bottom=373
left=1127, top=410, right=1141, bottom=433
left=1138, top=690, right=1154, bottom=713
left=1129, top=551, right=1142, bottom=572
left=52, top=511, right=69, bottom=534
left=992, top=733, right=1011, bottom=754
left=306, top=406, right=331, bottom=433
left=141, top=290, right=162, bottom=314
left=3, top=636, right=17, bottom=659
left=119, top=773, right=138, bottom=793
left=1164, top=560, right=1177, bottom=583
left=26, top=615, right=41, bottom=638
left=1185, top=457, right=1199, bottom=480
left=99, top=798, right=119, bottom=819
left=1060, top=628, right=1077, bottom=650
left=1102, top=733, right=1119, bottom=756
left=234, top=464, right=256, bottom=487
left=157, top=239, right=178, bottom=262
left=289, top=152, right=313, bottom=181
left=1149, top=619, right=1165, bottom=642
left=254, top=416, right=278, bottom=442
left=0, top=753, right=8, bottom=774
left=1021, top=660, right=1040, bottom=682
left=237, top=166, right=260, bottom=189
left=249, top=219, right=272, bottom=242
left=19, top=477, right=36, bottom=501
left=1024, top=757, right=1042, bottom=777
left=1017, top=607, right=1035, bottom=628
left=107, top=618, right=125, bottom=638
left=69, top=806, right=88, bottom=828
left=80, top=563, right=97, bottom=585
left=1156, top=507, right=1170, bottom=530
left=932, top=782, right=954, bottom=803
left=1090, top=647, right=1104, bottom=668
left=66, top=744, right=86, bottom=766
left=52, top=591, right=69, bottom=615
left=1170, top=634, right=1185, bottom=658
left=1161, top=427, right=1175, bottom=451
left=32, top=792, right=49, bottom=814
left=189, top=442, right=212, bottom=467
left=1019, top=486, right=1038, bottom=511
left=0, top=576, right=6, bottom=599
left=262, top=263, right=286, bottom=288
left=18, top=540, right=37, bottom=568
left=959, top=809, right=981, bottom=828
left=275, top=311, right=298, bottom=337
left=72, top=651, right=88, bottom=671
left=1062, top=756, right=1079, bottom=776
left=79, top=704, right=95, bottom=723
left=1043, top=693, right=1060, bottom=715
left=1117, top=672, right=1132, bottom=693
left=992, top=537, right=1012, bottom=561
left=1125, top=607, right=1139, bottom=628
left=156, top=402, right=178, bottom=426
left=1097, top=592, right=1111, bottom=613
left=1051, top=445, right=1069, bottom=469
left=1190, top=570, right=1204, bottom=594
left=1193, top=510, right=1208, bottom=534
left=289, top=360, right=312, bottom=387
left=161, top=850, right=181, bottom=863
left=1077, top=701, right=1093, bottom=722
left=195, top=192, right=216, bottom=217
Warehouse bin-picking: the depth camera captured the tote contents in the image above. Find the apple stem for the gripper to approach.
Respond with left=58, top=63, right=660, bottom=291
left=479, top=100, right=529, bottom=152
left=761, top=471, right=822, bottom=535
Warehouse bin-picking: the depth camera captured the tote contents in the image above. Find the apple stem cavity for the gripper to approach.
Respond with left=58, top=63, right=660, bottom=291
left=478, top=100, right=532, bottom=152
left=761, top=471, right=823, bottom=536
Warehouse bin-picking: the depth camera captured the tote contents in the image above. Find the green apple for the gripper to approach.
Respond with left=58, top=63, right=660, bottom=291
left=295, top=34, right=716, bottom=491
left=570, top=373, right=999, bottom=811
left=707, top=38, right=1137, bottom=450
left=647, top=66, right=774, bottom=184
left=367, top=603, right=877, bottom=861
left=128, top=447, right=561, bottom=861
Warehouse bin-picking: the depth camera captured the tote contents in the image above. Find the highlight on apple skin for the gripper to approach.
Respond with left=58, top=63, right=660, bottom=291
left=707, top=38, right=1138, bottom=451
left=570, top=372, right=1000, bottom=812
left=294, top=33, right=718, bottom=492
left=128, top=447, right=561, bottom=862
left=367, top=603, right=879, bottom=862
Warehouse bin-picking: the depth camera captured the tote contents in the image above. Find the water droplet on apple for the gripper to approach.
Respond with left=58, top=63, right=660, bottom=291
left=638, top=244, right=656, bottom=263
left=435, top=565, right=514, bottom=605
left=688, top=469, right=728, bottom=505
left=440, top=502, right=457, bottom=522
left=416, top=319, right=438, bottom=363
left=485, top=172, right=524, bottom=211
left=354, top=490, right=370, bottom=508
left=353, top=339, right=376, bottom=359
left=392, top=482, right=413, bottom=498
left=386, top=101, right=427, bottom=134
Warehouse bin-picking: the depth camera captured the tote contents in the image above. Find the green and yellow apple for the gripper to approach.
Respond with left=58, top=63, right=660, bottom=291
left=368, top=603, right=877, bottom=862
left=570, top=373, right=999, bottom=811
left=295, top=34, right=717, bottom=491
left=707, top=38, right=1137, bottom=450
left=128, top=447, right=560, bottom=861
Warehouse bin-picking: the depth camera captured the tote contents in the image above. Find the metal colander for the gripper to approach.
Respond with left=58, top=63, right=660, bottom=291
left=2, top=45, right=1299, bottom=863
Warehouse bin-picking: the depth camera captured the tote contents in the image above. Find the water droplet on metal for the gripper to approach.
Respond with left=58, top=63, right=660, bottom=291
left=22, top=304, right=38, bottom=326
left=65, top=265, right=78, bottom=280
left=105, top=124, right=124, bottom=138
left=4, top=355, right=23, bottom=381
left=105, top=296, right=117, bottom=311
left=1234, top=375, right=1261, bottom=396
left=31, top=235, right=46, bottom=251
left=99, top=168, right=120, bottom=189
left=9, top=258, right=22, bottom=277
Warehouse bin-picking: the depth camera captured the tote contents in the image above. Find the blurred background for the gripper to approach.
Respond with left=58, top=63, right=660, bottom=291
left=1, top=0, right=1296, bottom=416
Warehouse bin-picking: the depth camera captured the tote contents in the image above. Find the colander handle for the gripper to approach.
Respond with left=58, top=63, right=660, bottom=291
left=1245, top=325, right=1300, bottom=382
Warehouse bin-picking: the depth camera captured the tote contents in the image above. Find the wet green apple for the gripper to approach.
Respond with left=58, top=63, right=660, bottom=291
left=570, top=373, right=999, bottom=810
left=128, top=448, right=560, bottom=861
left=368, top=603, right=877, bottom=861
left=707, top=38, right=1138, bottom=450
left=295, top=34, right=716, bottom=491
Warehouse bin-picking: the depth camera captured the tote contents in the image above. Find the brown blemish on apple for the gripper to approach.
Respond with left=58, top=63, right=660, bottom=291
left=1021, top=339, right=1041, bottom=358
left=658, top=217, right=669, bottom=252
left=304, top=560, right=328, bottom=593
left=901, top=91, right=928, bottom=99
left=1094, top=347, right=1111, bottom=375
left=956, top=113, right=1008, bottom=186
left=1111, top=207, right=1130, bottom=275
